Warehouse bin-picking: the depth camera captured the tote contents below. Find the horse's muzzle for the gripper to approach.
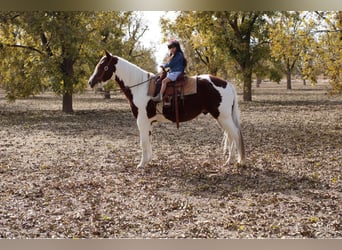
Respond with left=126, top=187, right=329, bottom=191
left=88, top=78, right=97, bottom=89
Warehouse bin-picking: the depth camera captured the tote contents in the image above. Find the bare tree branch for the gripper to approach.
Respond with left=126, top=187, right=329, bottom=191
left=1, top=43, right=43, bottom=54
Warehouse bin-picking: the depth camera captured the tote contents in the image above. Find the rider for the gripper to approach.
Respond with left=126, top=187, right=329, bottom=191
left=152, top=39, right=187, bottom=102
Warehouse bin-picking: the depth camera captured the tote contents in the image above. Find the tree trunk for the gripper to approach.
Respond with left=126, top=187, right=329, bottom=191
left=339, top=11, right=342, bottom=41
left=243, top=67, right=253, bottom=101
left=61, top=57, right=75, bottom=113
left=62, top=92, right=73, bottom=113
left=104, top=90, right=111, bottom=99
left=256, top=76, right=262, bottom=88
left=286, top=70, right=292, bottom=90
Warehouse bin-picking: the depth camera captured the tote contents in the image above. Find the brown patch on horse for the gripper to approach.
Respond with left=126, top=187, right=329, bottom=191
left=160, top=77, right=222, bottom=123
left=146, top=76, right=224, bottom=125
left=146, top=100, right=157, bottom=119
left=100, top=56, right=118, bottom=83
left=209, top=75, right=227, bottom=88
left=198, top=78, right=222, bottom=118
left=115, top=75, right=138, bottom=118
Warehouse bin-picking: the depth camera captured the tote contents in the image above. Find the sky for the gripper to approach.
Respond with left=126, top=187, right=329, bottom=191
left=139, top=11, right=177, bottom=69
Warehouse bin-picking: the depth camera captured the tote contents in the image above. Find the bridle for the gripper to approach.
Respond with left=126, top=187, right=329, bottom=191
left=98, top=55, right=115, bottom=81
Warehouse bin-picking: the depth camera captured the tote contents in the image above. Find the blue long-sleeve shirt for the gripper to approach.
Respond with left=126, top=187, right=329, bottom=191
left=163, top=52, right=185, bottom=73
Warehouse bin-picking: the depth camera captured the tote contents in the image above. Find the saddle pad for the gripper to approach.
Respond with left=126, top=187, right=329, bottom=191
left=148, top=76, right=197, bottom=97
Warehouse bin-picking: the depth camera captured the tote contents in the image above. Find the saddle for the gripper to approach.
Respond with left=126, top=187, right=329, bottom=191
left=148, top=73, right=197, bottom=129
left=163, top=74, right=185, bottom=129
left=164, top=73, right=186, bottom=100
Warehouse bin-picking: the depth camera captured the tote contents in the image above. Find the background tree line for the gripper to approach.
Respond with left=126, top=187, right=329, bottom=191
left=0, top=11, right=341, bottom=112
left=161, top=11, right=341, bottom=100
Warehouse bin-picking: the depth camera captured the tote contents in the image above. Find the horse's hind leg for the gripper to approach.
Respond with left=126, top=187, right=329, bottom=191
left=222, top=131, right=235, bottom=164
left=222, top=132, right=227, bottom=154
left=218, top=116, right=241, bottom=166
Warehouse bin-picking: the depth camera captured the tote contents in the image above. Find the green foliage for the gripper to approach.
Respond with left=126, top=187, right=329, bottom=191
left=214, top=11, right=271, bottom=101
left=0, top=46, right=47, bottom=101
left=269, top=12, right=311, bottom=89
left=161, top=11, right=226, bottom=76
left=1, top=10, right=340, bottom=109
left=161, top=11, right=272, bottom=101
left=161, top=11, right=341, bottom=96
left=269, top=11, right=342, bottom=93
left=314, top=11, right=342, bottom=94
left=269, top=65, right=283, bottom=84
left=0, top=11, right=156, bottom=110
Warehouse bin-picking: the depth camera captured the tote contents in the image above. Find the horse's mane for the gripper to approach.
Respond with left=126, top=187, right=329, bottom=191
left=115, top=56, right=153, bottom=87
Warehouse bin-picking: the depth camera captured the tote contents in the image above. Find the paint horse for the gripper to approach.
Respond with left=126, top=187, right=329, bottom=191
left=88, top=51, right=245, bottom=168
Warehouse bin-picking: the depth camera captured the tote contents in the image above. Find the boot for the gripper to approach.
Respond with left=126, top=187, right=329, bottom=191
left=151, top=92, right=163, bottom=102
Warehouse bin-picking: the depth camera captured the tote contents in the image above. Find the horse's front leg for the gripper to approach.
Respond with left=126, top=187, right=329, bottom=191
left=136, top=114, right=152, bottom=168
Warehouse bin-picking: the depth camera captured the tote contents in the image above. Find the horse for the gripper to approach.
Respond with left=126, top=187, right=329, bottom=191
left=88, top=50, right=246, bottom=168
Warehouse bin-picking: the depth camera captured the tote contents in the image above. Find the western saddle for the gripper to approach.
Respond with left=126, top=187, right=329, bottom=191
left=154, top=70, right=187, bottom=129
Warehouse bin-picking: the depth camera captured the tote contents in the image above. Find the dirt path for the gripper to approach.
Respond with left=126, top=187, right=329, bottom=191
left=0, top=81, right=341, bottom=238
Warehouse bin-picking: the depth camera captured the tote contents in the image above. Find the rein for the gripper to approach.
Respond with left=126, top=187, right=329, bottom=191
left=127, top=76, right=155, bottom=89
left=104, top=56, right=160, bottom=89
left=127, top=72, right=160, bottom=89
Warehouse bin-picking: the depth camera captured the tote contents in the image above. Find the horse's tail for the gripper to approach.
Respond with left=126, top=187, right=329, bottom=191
left=231, top=84, right=241, bottom=130
left=231, top=83, right=246, bottom=164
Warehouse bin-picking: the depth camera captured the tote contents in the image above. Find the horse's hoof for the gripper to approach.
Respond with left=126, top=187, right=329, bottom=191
left=239, top=159, right=246, bottom=165
left=236, top=162, right=247, bottom=168
left=223, top=158, right=232, bottom=167
left=137, top=163, right=145, bottom=168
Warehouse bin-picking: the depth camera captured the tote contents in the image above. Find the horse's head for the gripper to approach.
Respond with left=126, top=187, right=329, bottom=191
left=88, top=50, right=118, bottom=88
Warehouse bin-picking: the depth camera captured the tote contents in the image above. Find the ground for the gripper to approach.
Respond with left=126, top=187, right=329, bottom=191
left=0, top=80, right=341, bottom=238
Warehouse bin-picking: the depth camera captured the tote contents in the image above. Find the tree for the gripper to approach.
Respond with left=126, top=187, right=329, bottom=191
left=269, top=11, right=319, bottom=90
left=161, top=11, right=271, bottom=101
left=254, top=58, right=271, bottom=87
left=216, top=11, right=270, bottom=101
left=0, top=11, right=156, bottom=112
left=161, top=11, right=228, bottom=76
left=314, top=11, right=342, bottom=94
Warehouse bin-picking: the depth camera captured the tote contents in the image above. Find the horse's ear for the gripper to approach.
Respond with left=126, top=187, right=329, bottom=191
left=104, top=50, right=112, bottom=58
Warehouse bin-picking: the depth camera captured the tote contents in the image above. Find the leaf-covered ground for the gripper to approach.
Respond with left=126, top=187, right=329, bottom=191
left=0, top=81, right=341, bottom=238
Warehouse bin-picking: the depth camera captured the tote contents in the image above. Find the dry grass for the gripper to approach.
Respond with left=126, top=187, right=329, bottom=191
left=0, top=80, right=341, bottom=238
